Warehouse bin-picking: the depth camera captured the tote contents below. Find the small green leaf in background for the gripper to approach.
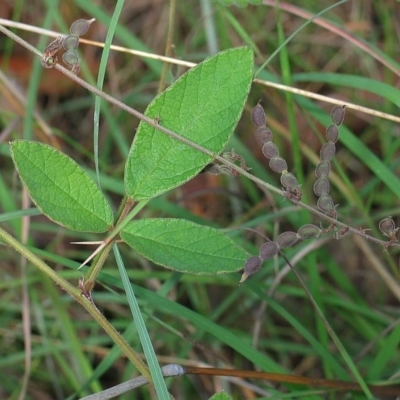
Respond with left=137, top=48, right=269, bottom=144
left=121, top=218, right=250, bottom=274
left=10, top=140, right=113, bottom=232
left=209, top=391, right=233, bottom=400
left=124, top=46, right=254, bottom=200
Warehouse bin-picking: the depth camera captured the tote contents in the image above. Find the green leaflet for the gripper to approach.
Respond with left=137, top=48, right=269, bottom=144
left=121, top=218, right=250, bottom=274
left=10, top=140, right=113, bottom=232
left=124, top=47, right=254, bottom=200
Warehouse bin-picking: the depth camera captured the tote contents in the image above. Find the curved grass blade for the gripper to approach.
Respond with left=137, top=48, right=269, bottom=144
left=113, top=244, right=170, bottom=400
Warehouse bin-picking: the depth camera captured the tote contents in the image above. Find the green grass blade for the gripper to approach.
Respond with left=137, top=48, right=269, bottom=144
left=113, top=244, right=170, bottom=400
left=42, top=275, right=102, bottom=394
left=23, top=0, right=59, bottom=140
left=366, top=319, right=400, bottom=380
left=72, top=0, right=163, bottom=75
left=293, top=72, right=400, bottom=108
left=276, top=6, right=304, bottom=192
left=93, top=0, right=125, bottom=186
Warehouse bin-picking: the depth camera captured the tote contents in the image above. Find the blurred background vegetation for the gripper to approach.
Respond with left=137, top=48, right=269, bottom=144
left=0, top=1, right=399, bottom=399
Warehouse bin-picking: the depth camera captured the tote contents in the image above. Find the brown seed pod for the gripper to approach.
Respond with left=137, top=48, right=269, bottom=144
left=276, top=231, right=298, bottom=248
left=70, top=18, right=95, bottom=36
left=317, top=194, right=335, bottom=213
left=325, top=124, right=339, bottom=143
left=240, top=256, right=263, bottom=283
left=259, top=241, right=279, bottom=261
left=63, top=34, right=79, bottom=50
left=331, top=105, right=345, bottom=126
left=297, top=224, right=321, bottom=239
left=320, top=142, right=336, bottom=162
left=62, top=50, right=79, bottom=67
left=280, top=172, right=299, bottom=190
left=315, top=161, right=331, bottom=178
left=313, top=177, right=330, bottom=197
left=269, top=157, right=288, bottom=173
left=255, top=126, right=273, bottom=144
left=262, top=142, right=279, bottom=159
left=251, top=103, right=266, bottom=127
left=379, top=217, right=398, bottom=238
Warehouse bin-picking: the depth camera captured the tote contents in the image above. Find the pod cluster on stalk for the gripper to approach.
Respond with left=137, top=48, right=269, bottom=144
left=240, top=103, right=345, bottom=283
left=313, top=105, right=345, bottom=219
left=240, top=102, right=400, bottom=282
left=251, top=102, right=302, bottom=202
left=240, top=223, right=322, bottom=283
left=41, top=18, right=95, bottom=74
